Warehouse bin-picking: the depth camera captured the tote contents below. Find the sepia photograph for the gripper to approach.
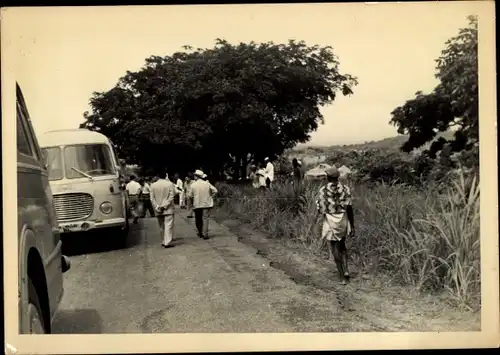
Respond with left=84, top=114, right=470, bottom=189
left=2, top=1, right=498, bottom=353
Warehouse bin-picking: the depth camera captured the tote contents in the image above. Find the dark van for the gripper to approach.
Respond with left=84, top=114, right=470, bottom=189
left=17, top=83, right=71, bottom=334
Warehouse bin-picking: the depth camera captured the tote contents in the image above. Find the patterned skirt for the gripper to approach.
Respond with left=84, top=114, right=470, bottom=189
left=321, top=212, right=351, bottom=242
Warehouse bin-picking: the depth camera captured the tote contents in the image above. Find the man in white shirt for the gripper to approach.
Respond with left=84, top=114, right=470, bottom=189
left=188, top=170, right=218, bottom=239
left=264, top=157, right=275, bottom=188
left=173, top=173, right=185, bottom=208
left=139, top=177, right=155, bottom=217
left=150, top=170, right=177, bottom=248
left=125, top=175, right=141, bottom=224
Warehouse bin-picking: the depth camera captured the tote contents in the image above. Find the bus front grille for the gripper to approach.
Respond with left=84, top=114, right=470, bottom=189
left=53, top=193, right=94, bottom=221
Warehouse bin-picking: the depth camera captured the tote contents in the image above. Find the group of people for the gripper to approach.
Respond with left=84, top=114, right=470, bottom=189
left=249, top=157, right=275, bottom=189
left=125, top=169, right=218, bottom=248
left=124, top=158, right=355, bottom=286
left=248, top=157, right=305, bottom=189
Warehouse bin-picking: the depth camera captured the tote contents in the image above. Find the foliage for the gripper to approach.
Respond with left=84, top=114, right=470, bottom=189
left=80, top=39, right=357, bottom=177
left=216, top=169, right=480, bottom=309
left=390, top=15, right=478, bottom=156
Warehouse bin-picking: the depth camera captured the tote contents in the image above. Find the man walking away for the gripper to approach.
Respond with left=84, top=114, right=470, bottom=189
left=126, top=175, right=141, bottom=224
left=315, top=166, right=355, bottom=285
left=184, top=173, right=194, bottom=218
left=150, top=171, right=177, bottom=248
left=174, top=173, right=185, bottom=209
left=139, top=177, right=155, bottom=218
left=264, top=157, right=275, bottom=188
left=188, top=170, right=218, bottom=240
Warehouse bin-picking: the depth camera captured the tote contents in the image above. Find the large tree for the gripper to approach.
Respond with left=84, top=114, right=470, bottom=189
left=390, top=15, right=478, bottom=159
left=80, top=39, right=357, bottom=177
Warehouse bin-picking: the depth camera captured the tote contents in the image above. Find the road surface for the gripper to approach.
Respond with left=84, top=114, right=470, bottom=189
left=53, top=209, right=345, bottom=333
left=52, top=208, right=480, bottom=333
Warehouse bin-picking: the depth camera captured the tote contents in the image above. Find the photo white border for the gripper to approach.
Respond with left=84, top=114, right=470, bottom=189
left=2, top=2, right=498, bottom=353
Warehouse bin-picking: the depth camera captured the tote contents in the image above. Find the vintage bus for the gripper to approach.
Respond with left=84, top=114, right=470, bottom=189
left=38, top=129, right=129, bottom=240
left=17, top=83, right=71, bottom=333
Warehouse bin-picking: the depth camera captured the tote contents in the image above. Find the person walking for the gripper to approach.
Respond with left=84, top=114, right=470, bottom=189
left=263, top=157, right=275, bottom=188
left=291, top=158, right=304, bottom=183
left=150, top=170, right=177, bottom=248
left=184, top=173, right=194, bottom=218
left=174, top=173, right=185, bottom=209
left=188, top=170, right=218, bottom=240
left=125, top=175, right=141, bottom=224
left=139, top=177, right=155, bottom=218
left=315, top=166, right=355, bottom=285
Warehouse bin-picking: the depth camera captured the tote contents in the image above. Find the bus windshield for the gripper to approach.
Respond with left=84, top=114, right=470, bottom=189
left=64, top=144, right=115, bottom=179
left=43, top=147, right=63, bottom=181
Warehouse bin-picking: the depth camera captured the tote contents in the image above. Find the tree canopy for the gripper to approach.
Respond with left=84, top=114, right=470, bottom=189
left=390, top=15, right=478, bottom=158
left=80, top=39, right=357, bottom=177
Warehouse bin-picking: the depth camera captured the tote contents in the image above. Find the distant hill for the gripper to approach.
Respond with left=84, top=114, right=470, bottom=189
left=287, top=131, right=456, bottom=166
left=291, top=131, right=455, bottom=154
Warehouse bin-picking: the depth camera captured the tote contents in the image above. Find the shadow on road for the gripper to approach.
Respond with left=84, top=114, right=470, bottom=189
left=52, top=309, right=103, bottom=334
left=61, top=219, right=143, bottom=256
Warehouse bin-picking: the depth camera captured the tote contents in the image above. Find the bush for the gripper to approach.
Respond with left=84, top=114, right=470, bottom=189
left=215, top=169, right=480, bottom=310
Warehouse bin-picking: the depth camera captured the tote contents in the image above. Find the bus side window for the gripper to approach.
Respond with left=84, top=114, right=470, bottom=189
left=17, top=106, right=34, bottom=157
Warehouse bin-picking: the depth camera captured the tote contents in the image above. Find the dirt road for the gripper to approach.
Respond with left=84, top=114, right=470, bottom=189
left=52, top=208, right=480, bottom=333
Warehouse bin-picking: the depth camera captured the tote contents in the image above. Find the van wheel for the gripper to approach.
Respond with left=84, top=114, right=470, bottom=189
left=27, top=278, right=46, bottom=334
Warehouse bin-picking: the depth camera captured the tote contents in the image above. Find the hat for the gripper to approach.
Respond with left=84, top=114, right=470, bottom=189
left=325, top=166, right=340, bottom=178
left=194, top=169, right=205, bottom=177
left=264, top=157, right=269, bottom=162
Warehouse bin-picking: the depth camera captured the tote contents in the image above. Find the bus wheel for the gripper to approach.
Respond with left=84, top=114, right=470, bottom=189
left=28, top=278, right=47, bottom=334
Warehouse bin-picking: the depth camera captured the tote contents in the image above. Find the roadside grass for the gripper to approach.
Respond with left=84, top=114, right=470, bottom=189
left=215, top=170, right=480, bottom=311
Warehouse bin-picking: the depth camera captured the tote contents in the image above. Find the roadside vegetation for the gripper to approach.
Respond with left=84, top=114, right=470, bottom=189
left=215, top=16, right=480, bottom=310
left=215, top=165, right=480, bottom=310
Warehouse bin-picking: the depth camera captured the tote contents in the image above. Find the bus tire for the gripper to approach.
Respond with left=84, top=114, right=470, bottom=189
left=27, top=278, right=47, bottom=334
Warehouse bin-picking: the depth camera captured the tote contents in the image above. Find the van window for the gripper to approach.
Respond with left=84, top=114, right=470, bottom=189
left=43, top=147, right=63, bottom=181
left=64, top=144, right=115, bottom=179
left=16, top=108, right=33, bottom=156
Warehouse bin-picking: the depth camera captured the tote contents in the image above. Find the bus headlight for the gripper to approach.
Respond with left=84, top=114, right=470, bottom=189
left=100, top=202, right=113, bottom=214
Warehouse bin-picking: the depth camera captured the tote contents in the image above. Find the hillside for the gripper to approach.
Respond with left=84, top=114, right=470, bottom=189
left=287, top=131, right=455, bottom=167
left=291, top=131, right=455, bottom=155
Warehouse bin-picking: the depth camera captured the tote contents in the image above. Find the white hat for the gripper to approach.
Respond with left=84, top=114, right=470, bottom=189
left=194, top=169, right=204, bottom=177
left=264, top=157, right=270, bottom=161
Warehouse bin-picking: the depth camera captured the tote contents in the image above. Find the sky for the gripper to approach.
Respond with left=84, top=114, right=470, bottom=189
left=12, top=2, right=478, bottom=147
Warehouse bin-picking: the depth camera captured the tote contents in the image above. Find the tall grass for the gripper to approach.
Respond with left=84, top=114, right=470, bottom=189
left=215, top=170, right=480, bottom=310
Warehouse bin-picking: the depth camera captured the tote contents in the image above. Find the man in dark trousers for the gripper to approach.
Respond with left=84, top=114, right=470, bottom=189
left=188, top=170, right=218, bottom=240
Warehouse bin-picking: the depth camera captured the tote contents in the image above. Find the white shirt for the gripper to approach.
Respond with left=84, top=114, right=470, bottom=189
left=175, top=178, right=184, bottom=194
left=142, top=183, right=151, bottom=194
left=126, top=180, right=141, bottom=195
left=264, top=162, right=275, bottom=181
left=189, top=179, right=218, bottom=209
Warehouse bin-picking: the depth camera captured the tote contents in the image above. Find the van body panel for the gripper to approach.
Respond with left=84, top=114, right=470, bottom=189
left=17, top=83, right=66, bottom=333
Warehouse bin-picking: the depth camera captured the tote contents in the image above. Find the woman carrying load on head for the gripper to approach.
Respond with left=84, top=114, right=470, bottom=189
left=315, top=166, right=356, bottom=285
